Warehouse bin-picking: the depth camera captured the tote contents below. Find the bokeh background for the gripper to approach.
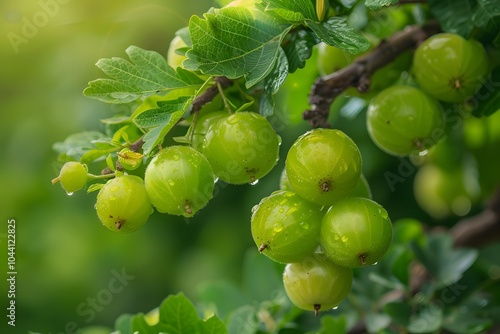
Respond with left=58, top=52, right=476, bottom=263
left=0, top=1, right=489, bottom=333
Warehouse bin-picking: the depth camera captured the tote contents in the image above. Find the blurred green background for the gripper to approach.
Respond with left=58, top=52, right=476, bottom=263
left=0, top=0, right=490, bottom=333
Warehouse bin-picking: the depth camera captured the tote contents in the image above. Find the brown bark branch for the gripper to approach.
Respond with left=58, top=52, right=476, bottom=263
left=304, top=20, right=441, bottom=128
left=190, top=76, right=233, bottom=114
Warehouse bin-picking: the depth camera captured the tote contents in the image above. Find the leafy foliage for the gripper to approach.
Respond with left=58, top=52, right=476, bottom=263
left=50, top=0, right=500, bottom=333
left=84, top=46, right=204, bottom=103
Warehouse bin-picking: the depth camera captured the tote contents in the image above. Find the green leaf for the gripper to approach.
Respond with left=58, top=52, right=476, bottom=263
left=131, top=313, right=163, bottom=334
left=53, top=131, right=108, bottom=161
left=84, top=46, right=203, bottom=103
left=472, top=0, right=500, bottom=27
left=281, top=30, right=317, bottom=73
left=259, top=47, right=289, bottom=117
left=384, top=301, right=411, bottom=327
left=471, top=67, right=500, bottom=117
left=200, top=315, right=228, bottom=334
left=158, top=293, right=201, bottom=334
left=305, top=17, right=370, bottom=54
left=411, top=234, right=478, bottom=287
left=407, top=304, right=443, bottom=333
left=427, top=0, right=475, bottom=38
left=364, top=0, right=399, bottom=10
left=261, top=0, right=317, bottom=22
left=226, top=305, right=259, bottom=334
left=317, top=315, right=347, bottom=334
left=133, top=96, right=193, bottom=155
left=368, top=272, right=405, bottom=290
left=197, top=281, right=250, bottom=320
left=185, top=7, right=288, bottom=88
left=365, top=312, right=391, bottom=333
left=389, top=246, right=413, bottom=287
left=443, top=312, right=493, bottom=334
left=114, top=314, right=133, bottom=334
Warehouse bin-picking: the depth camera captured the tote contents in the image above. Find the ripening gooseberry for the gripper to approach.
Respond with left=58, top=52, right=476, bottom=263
left=285, top=129, right=362, bottom=206
left=95, top=175, right=153, bottom=233
left=283, top=253, right=353, bottom=316
left=145, top=146, right=214, bottom=217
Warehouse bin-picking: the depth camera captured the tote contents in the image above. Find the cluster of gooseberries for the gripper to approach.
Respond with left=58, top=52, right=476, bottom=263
left=53, top=111, right=281, bottom=233
left=251, top=129, right=393, bottom=316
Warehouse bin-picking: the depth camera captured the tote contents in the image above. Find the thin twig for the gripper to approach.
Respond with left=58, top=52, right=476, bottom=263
left=304, top=20, right=441, bottom=128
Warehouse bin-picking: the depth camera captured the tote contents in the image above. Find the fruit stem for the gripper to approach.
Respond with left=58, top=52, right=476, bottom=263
left=217, top=80, right=233, bottom=114
left=313, top=304, right=321, bottom=317
left=87, top=173, right=116, bottom=181
left=51, top=176, right=61, bottom=185
left=258, top=244, right=267, bottom=252
left=116, top=220, right=123, bottom=230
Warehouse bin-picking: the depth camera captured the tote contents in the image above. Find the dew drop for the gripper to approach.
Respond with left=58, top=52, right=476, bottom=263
left=341, top=235, right=348, bottom=243
left=277, top=135, right=282, bottom=146
left=372, top=262, right=378, bottom=266
left=279, top=199, right=288, bottom=206
left=168, top=180, right=175, bottom=186
left=110, top=185, right=119, bottom=192
left=334, top=234, right=340, bottom=241
left=66, top=192, right=74, bottom=196
left=300, top=222, right=309, bottom=230
left=378, top=208, right=388, bottom=219
left=227, top=116, right=238, bottom=125
left=250, top=179, right=259, bottom=186
left=332, top=306, right=339, bottom=310
left=173, top=154, right=180, bottom=161
left=284, top=192, right=293, bottom=198
left=278, top=207, right=285, bottom=214
left=418, top=149, right=429, bottom=157
left=273, top=223, right=283, bottom=232
left=214, top=177, right=219, bottom=183
left=251, top=205, right=259, bottom=214
left=286, top=207, right=297, bottom=216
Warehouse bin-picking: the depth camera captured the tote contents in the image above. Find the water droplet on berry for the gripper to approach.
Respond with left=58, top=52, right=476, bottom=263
left=250, top=179, right=259, bottom=186
left=418, top=150, right=429, bottom=156
left=251, top=205, right=259, bottom=213
left=279, top=198, right=288, bottom=206
left=168, top=180, right=175, bottom=186
left=227, top=116, right=239, bottom=125
left=277, top=135, right=282, bottom=146
left=278, top=207, right=285, bottom=213
left=372, top=262, right=379, bottom=266
left=214, top=177, right=219, bottom=183
left=332, top=306, right=339, bottom=310
left=173, top=154, right=180, bottom=161
left=300, top=222, right=309, bottom=230
left=286, top=207, right=297, bottom=216
left=341, top=235, right=348, bottom=243
left=273, top=223, right=283, bottom=232
left=66, top=192, right=74, bottom=196
left=334, top=234, right=340, bottom=241
left=378, top=208, right=388, bottom=219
